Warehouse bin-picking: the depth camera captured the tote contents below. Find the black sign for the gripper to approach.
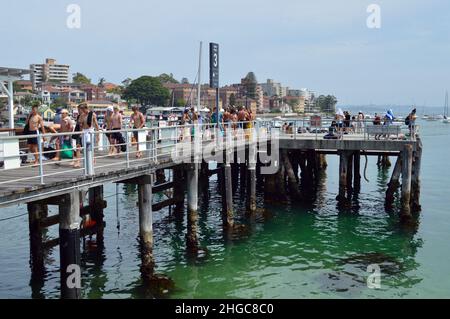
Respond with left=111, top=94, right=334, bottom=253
left=209, top=43, right=219, bottom=88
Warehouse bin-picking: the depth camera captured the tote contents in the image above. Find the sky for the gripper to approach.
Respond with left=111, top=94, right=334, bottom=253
left=1, top=0, right=449, bottom=106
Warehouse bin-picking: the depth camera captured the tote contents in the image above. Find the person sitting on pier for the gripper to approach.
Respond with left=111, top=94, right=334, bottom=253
left=335, top=108, right=345, bottom=133
left=53, top=109, right=74, bottom=163
left=26, top=104, right=46, bottom=165
left=130, top=106, right=145, bottom=158
left=324, top=120, right=339, bottom=139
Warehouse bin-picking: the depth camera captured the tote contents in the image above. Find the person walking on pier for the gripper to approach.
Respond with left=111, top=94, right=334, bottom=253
left=26, top=104, right=46, bottom=165
left=130, top=106, right=145, bottom=158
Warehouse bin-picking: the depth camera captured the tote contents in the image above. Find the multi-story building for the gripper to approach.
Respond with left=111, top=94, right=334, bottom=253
left=259, top=79, right=288, bottom=98
left=30, top=58, right=70, bottom=91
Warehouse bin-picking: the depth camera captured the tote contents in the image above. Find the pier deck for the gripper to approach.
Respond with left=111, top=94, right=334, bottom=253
left=0, top=130, right=417, bottom=208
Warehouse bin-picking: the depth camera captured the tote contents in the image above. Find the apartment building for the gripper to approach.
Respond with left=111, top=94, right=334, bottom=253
left=30, top=58, right=70, bottom=90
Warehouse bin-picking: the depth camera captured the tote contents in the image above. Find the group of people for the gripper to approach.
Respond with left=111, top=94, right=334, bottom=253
left=24, top=103, right=146, bottom=167
left=177, top=105, right=255, bottom=140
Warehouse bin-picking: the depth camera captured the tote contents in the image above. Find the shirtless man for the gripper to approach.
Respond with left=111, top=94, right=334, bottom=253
left=110, top=106, right=123, bottom=154
left=26, top=105, right=46, bottom=165
left=129, top=106, right=145, bottom=158
left=73, top=103, right=100, bottom=167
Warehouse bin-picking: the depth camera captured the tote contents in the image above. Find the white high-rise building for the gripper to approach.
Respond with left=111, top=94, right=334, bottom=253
left=30, top=58, right=70, bottom=91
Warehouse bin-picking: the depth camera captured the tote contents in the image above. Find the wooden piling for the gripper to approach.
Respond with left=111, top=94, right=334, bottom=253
left=28, top=202, right=48, bottom=277
left=173, top=167, right=185, bottom=217
left=401, top=145, right=413, bottom=219
left=337, top=151, right=349, bottom=202
left=386, top=155, right=402, bottom=204
left=281, top=149, right=300, bottom=200
left=59, top=191, right=81, bottom=299
left=88, top=186, right=104, bottom=246
left=353, top=151, right=361, bottom=191
left=186, top=164, right=199, bottom=251
left=138, top=178, right=154, bottom=282
left=411, top=139, right=422, bottom=212
left=346, top=152, right=353, bottom=196
left=223, top=163, right=234, bottom=227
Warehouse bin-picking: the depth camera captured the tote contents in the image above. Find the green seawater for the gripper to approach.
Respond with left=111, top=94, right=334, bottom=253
left=0, top=120, right=449, bottom=298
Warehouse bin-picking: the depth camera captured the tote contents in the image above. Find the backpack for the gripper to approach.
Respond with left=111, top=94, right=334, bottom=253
left=405, top=115, right=410, bottom=126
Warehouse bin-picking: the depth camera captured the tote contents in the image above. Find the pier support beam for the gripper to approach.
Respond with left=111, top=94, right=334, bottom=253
left=346, top=152, right=353, bottom=196
left=401, top=145, right=413, bottom=220
left=138, top=177, right=154, bottom=282
left=386, top=156, right=402, bottom=204
left=337, top=151, right=350, bottom=203
left=248, top=165, right=257, bottom=213
left=186, top=164, right=199, bottom=252
left=28, top=202, right=48, bottom=278
left=411, top=139, right=423, bottom=212
left=281, top=149, right=300, bottom=200
left=88, top=186, right=104, bottom=246
left=59, top=191, right=81, bottom=299
left=248, top=141, right=257, bottom=213
left=353, top=151, right=361, bottom=191
left=173, top=167, right=185, bottom=218
left=223, top=163, right=234, bottom=227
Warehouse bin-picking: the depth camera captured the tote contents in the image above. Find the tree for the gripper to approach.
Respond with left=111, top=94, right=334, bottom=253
left=229, top=93, right=236, bottom=107
left=181, top=77, right=189, bottom=84
left=175, top=98, right=187, bottom=107
left=158, top=73, right=179, bottom=84
left=122, top=76, right=170, bottom=109
left=315, top=95, right=337, bottom=114
left=73, top=72, right=91, bottom=84
left=51, top=97, right=68, bottom=109
left=286, top=98, right=300, bottom=111
left=242, top=72, right=258, bottom=100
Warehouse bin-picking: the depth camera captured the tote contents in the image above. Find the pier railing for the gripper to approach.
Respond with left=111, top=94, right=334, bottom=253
left=0, top=119, right=418, bottom=187
left=0, top=121, right=270, bottom=187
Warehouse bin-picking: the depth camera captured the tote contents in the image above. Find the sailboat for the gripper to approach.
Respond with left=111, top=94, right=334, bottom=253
left=443, top=91, right=449, bottom=123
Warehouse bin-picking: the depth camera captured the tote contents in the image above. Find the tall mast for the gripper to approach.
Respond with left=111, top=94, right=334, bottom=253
left=197, top=41, right=202, bottom=112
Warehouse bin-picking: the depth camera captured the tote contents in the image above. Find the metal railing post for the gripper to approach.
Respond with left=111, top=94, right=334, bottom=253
left=125, top=128, right=130, bottom=168
left=37, top=131, right=44, bottom=184
left=84, top=131, right=94, bottom=176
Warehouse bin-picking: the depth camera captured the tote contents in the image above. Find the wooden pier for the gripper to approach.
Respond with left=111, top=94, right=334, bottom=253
left=0, top=123, right=422, bottom=298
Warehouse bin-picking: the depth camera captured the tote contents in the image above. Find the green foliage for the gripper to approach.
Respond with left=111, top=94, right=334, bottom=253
left=315, top=95, right=337, bottom=114
left=229, top=93, right=236, bottom=107
left=51, top=97, right=67, bottom=109
left=158, top=73, right=179, bottom=84
left=122, top=76, right=170, bottom=109
left=175, top=98, right=187, bottom=107
left=73, top=72, right=91, bottom=84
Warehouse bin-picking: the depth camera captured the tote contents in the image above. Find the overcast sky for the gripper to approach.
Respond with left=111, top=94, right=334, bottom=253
left=1, top=0, right=449, bottom=106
